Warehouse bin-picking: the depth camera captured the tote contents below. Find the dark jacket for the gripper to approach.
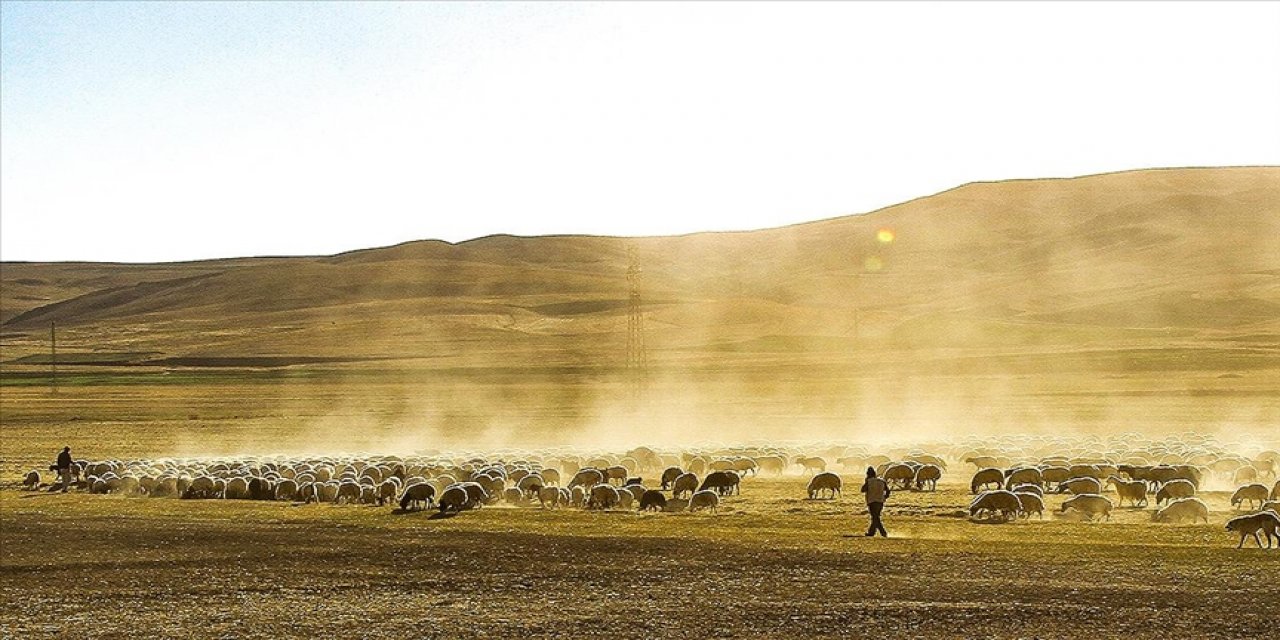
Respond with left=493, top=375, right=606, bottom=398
left=56, top=451, right=72, bottom=470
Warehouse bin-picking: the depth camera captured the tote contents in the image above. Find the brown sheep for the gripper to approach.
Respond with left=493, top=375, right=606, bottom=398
left=969, top=490, right=1021, bottom=521
left=914, top=464, right=942, bottom=491
left=970, top=468, right=1004, bottom=494
left=689, top=489, right=720, bottom=513
left=1155, top=479, right=1196, bottom=505
left=1106, top=476, right=1149, bottom=508
left=1060, top=494, right=1113, bottom=522
left=639, top=489, right=667, bottom=512
left=660, top=466, right=684, bottom=490
left=1231, top=483, right=1270, bottom=510
left=807, top=472, right=842, bottom=499
left=671, top=472, right=698, bottom=499
left=882, top=464, right=916, bottom=489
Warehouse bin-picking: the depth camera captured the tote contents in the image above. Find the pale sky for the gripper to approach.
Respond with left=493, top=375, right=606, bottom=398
left=2, top=1, right=1278, bottom=263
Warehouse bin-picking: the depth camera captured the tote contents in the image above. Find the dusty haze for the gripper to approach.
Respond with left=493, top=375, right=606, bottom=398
left=1, top=167, right=1277, bottom=458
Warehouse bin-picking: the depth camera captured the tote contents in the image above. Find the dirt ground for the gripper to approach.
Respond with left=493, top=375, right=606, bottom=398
left=2, top=476, right=1276, bottom=640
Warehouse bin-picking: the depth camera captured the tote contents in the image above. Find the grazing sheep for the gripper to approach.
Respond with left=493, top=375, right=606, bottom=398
left=689, top=489, right=720, bottom=513
left=22, top=470, right=41, bottom=490
left=1155, top=479, right=1197, bottom=505
left=1039, top=466, right=1071, bottom=489
left=1014, top=492, right=1045, bottom=519
left=970, top=468, right=1004, bottom=494
left=1056, top=477, right=1103, bottom=496
left=660, top=466, right=684, bottom=490
left=1107, top=476, right=1149, bottom=508
left=604, top=466, right=629, bottom=485
left=639, top=490, right=667, bottom=512
left=698, top=470, right=740, bottom=496
left=665, top=497, right=689, bottom=513
left=516, top=474, right=543, bottom=498
left=1153, top=497, right=1210, bottom=524
left=1231, top=483, right=1270, bottom=510
left=794, top=456, right=826, bottom=474
left=399, top=482, right=436, bottom=511
left=807, top=472, right=842, bottom=500
left=671, top=473, right=698, bottom=499
left=1060, top=494, right=1113, bottom=522
left=1004, top=467, right=1043, bottom=490
left=615, top=489, right=634, bottom=509
left=732, top=458, right=758, bottom=477
left=538, top=485, right=562, bottom=509
left=437, top=485, right=468, bottom=514
left=913, top=464, right=942, bottom=491
left=503, top=487, right=525, bottom=504
left=756, top=455, right=787, bottom=476
left=374, top=480, right=398, bottom=506
left=969, top=490, right=1021, bottom=522
left=569, top=468, right=605, bottom=490
left=1225, top=511, right=1280, bottom=549
left=539, top=468, right=561, bottom=487
left=622, top=484, right=647, bottom=502
left=1011, top=484, right=1043, bottom=497
left=588, top=484, right=620, bottom=510
left=335, top=481, right=364, bottom=504
left=1233, top=465, right=1259, bottom=485
left=570, top=486, right=586, bottom=508
left=882, top=464, right=915, bottom=489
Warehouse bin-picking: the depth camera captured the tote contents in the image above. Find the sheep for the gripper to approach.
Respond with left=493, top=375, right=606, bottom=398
left=1233, top=465, right=1259, bottom=485
left=588, top=484, right=620, bottom=510
left=1271, top=481, right=1280, bottom=501
left=806, top=472, right=842, bottom=500
left=1106, top=476, right=1149, bottom=508
left=1014, top=492, right=1044, bottom=519
left=756, top=455, right=787, bottom=476
left=622, top=484, right=647, bottom=502
left=604, top=465, right=629, bottom=485
left=1056, top=477, right=1103, bottom=496
left=732, top=458, right=758, bottom=477
left=570, top=486, right=586, bottom=508
left=671, top=472, right=699, bottom=499
left=660, top=466, right=684, bottom=490
left=1155, top=479, right=1197, bottom=505
left=1224, top=511, right=1280, bottom=549
left=689, top=489, right=720, bottom=513
left=913, top=464, right=942, bottom=491
left=1011, top=483, right=1043, bottom=497
left=22, top=470, right=41, bottom=490
left=516, top=474, right=544, bottom=498
left=882, top=463, right=915, bottom=489
left=1231, top=483, right=1270, bottom=510
left=539, top=468, right=561, bottom=487
left=969, top=490, right=1021, bottom=522
left=699, top=470, right=740, bottom=496
left=615, top=489, right=634, bottom=509
left=1004, top=467, right=1042, bottom=490
left=970, top=468, right=1004, bottom=494
left=538, top=485, right=562, bottom=509
left=639, top=489, right=667, bottom=512
left=1153, top=497, right=1210, bottom=524
left=965, top=455, right=1002, bottom=470
left=1039, top=466, right=1071, bottom=489
left=569, top=468, right=604, bottom=490
left=182, top=476, right=218, bottom=499
left=665, top=497, right=689, bottom=513
left=1060, top=494, right=1113, bottom=522
left=437, top=485, right=469, bottom=514
left=794, top=456, right=826, bottom=474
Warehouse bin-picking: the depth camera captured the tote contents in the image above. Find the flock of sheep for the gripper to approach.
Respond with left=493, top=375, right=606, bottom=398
left=18, top=433, right=1280, bottom=548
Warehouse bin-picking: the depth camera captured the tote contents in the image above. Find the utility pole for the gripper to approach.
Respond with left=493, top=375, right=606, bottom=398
left=625, top=245, right=648, bottom=396
left=50, top=320, right=57, bottom=394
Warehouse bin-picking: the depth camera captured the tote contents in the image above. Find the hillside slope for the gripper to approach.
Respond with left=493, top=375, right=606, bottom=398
left=2, top=167, right=1278, bottom=370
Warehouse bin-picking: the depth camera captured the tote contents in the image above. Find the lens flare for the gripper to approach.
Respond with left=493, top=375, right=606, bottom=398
left=877, top=228, right=895, bottom=244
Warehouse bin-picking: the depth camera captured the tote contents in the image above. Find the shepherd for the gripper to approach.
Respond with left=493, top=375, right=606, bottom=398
left=860, top=466, right=891, bottom=537
left=53, top=446, right=73, bottom=493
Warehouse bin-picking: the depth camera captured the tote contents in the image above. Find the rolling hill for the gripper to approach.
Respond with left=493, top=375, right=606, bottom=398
left=3, top=167, right=1276, bottom=370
